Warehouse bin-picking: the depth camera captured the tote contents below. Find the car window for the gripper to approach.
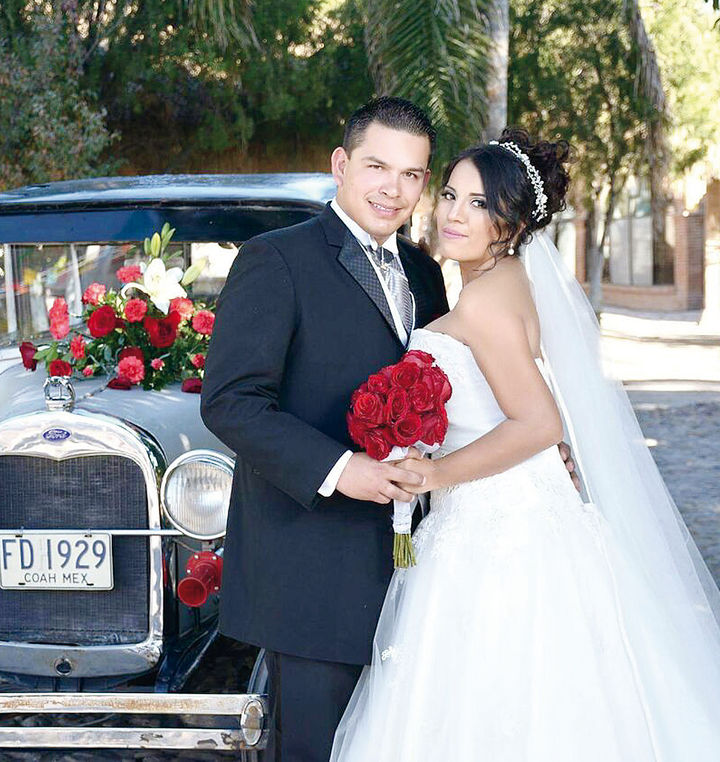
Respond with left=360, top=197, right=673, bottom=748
left=0, top=241, right=236, bottom=347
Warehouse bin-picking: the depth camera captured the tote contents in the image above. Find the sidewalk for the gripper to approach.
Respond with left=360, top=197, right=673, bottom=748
left=599, top=307, right=720, bottom=398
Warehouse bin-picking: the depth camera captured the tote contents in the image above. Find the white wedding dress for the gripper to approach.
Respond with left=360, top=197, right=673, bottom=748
left=330, top=325, right=720, bottom=762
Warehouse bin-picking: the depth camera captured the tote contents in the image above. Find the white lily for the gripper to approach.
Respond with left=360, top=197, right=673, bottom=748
left=121, top=258, right=186, bottom=314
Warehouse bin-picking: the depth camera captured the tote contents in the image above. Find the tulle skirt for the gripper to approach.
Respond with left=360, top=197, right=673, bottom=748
left=330, top=448, right=720, bottom=762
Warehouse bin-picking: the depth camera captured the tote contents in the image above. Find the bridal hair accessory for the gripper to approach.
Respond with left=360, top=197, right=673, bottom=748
left=347, top=350, right=452, bottom=568
left=489, top=140, right=548, bottom=221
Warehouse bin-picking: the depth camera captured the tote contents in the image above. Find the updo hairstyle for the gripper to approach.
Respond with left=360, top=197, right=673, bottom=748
left=440, top=127, right=571, bottom=262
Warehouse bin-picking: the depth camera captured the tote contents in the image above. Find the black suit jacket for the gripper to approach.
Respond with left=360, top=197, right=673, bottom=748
left=201, top=204, right=449, bottom=665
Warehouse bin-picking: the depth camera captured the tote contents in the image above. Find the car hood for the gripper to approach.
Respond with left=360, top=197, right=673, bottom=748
left=0, top=364, right=231, bottom=464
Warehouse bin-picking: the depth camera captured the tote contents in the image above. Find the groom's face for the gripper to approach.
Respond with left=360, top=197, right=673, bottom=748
left=331, top=122, right=431, bottom=245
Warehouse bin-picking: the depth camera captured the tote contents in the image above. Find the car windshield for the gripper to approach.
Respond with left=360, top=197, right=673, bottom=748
left=0, top=241, right=238, bottom=347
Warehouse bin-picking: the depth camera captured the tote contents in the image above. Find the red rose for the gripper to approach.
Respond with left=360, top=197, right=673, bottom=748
left=119, top=346, right=144, bottom=363
left=403, top=349, right=435, bottom=368
left=124, top=298, right=148, bottom=323
left=191, top=353, right=205, bottom=369
left=48, top=359, right=72, bottom=377
left=392, top=412, right=423, bottom=447
left=420, top=410, right=449, bottom=446
left=350, top=382, right=368, bottom=407
left=428, top=366, right=452, bottom=404
left=170, top=297, right=194, bottom=321
left=116, top=265, right=143, bottom=284
left=108, top=376, right=132, bottom=390
left=117, top=356, right=145, bottom=385
left=181, top=377, right=203, bottom=394
left=70, top=334, right=86, bottom=359
left=408, top=381, right=434, bottom=412
left=82, top=282, right=106, bottom=306
left=192, top=309, right=215, bottom=335
left=48, top=297, right=69, bottom=340
left=87, top=305, right=118, bottom=338
left=19, top=341, right=37, bottom=370
left=384, top=387, right=410, bottom=424
left=364, top=428, right=392, bottom=461
left=390, top=360, right=420, bottom=389
left=367, top=372, right=391, bottom=395
left=352, top=391, right=385, bottom=426
left=144, top=311, right=182, bottom=348
left=347, top=412, right=370, bottom=449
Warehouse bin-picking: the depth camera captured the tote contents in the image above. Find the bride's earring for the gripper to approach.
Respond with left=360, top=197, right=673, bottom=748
left=508, top=245, right=515, bottom=256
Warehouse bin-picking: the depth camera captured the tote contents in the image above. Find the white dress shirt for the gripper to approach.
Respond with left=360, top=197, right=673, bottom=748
left=317, top=199, right=414, bottom=497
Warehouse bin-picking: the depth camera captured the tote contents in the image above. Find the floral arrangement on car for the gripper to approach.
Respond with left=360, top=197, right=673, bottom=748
left=20, top=224, right=214, bottom=393
left=347, top=350, right=452, bottom=568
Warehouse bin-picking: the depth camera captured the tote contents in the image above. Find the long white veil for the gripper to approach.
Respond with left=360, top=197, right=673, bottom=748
left=524, top=231, right=720, bottom=640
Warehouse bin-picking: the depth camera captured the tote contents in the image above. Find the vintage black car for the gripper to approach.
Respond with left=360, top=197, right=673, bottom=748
left=0, top=173, right=337, bottom=755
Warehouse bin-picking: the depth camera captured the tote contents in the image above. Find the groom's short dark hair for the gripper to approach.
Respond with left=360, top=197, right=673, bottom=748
left=343, top=97, right=436, bottom=160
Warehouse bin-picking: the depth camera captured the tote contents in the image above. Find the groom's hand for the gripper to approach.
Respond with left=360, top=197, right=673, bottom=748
left=336, top=453, right=425, bottom=504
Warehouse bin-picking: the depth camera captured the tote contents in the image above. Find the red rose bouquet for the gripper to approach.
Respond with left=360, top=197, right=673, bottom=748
left=347, top=349, right=452, bottom=568
left=27, top=224, right=213, bottom=392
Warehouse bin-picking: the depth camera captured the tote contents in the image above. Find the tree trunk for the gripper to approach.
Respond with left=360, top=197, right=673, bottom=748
left=586, top=203, right=604, bottom=313
left=484, top=0, right=509, bottom=140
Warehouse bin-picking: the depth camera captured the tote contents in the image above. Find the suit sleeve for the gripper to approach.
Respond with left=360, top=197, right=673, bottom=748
left=200, top=237, right=347, bottom=510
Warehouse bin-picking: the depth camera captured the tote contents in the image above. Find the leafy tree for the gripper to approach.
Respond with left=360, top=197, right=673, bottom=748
left=509, top=0, right=654, bottom=307
left=0, top=15, right=116, bottom=190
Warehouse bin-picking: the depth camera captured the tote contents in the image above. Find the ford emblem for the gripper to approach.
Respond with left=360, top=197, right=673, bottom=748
left=43, top=428, right=71, bottom=442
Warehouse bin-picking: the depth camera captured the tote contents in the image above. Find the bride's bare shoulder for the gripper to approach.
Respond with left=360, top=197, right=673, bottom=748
left=455, top=257, right=533, bottom=322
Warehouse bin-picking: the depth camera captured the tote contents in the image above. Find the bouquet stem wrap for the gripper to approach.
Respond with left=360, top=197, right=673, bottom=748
left=383, top=443, right=439, bottom=569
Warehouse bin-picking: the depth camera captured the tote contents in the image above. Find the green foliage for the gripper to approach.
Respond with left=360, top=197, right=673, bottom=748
left=509, top=0, right=653, bottom=210
left=0, top=15, right=117, bottom=190
left=363, top=0, right=491, bottom=173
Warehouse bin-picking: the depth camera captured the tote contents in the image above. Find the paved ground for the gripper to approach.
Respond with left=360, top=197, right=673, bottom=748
left=1, top=307, right=718, bottom=760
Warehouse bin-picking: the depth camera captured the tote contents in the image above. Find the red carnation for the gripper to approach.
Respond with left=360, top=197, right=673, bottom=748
left=19, top=341, right=37, bottom=371
left=87, top=305, right=118, bottom=338
left=364, top=429, right=392, bottom=461
left=144, top=311, right=182, bottom=348
left=119, top=346, right=144, bottom=363
left=384, top=387, right=411, bottom=424
left=70, top=334, right=86, bottom=359
left=403, top=349, right=434, bottom=368
left=191, top=353, right=205, bottom=369
left=181, top=377, right=203, bottom=394
left=392, top=413, right=423, bottom=447
left=116, top=265, right=142, bottom=284
left=117, top=356, right=145, bottom=385
left=82, top=366, right=94, bottom=377
left=48, top=297, right=70, bottom=340
left=352, top=391, right=385, bottom=426
left=124, top=298, right=148, bottom=323
left=390, top=360, right=421, bottom=389
left=82, top=282, right=106, bottom=306
left=170, top=297, right=194, bottom=321
left=151, top=358, right=165, bottom=370
left=192, top=309, right=215, bottom=335
left=48, top=359, right=72, bottom=377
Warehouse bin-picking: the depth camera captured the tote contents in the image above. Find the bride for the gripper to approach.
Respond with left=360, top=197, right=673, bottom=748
left=330, top=129, right=720, bottom=761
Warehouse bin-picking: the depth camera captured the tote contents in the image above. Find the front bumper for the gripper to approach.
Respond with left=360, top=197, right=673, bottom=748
left=0, top=691, right=267, bottom=752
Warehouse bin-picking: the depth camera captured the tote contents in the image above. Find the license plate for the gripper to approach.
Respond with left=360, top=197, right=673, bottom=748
left=0, top=533, right=113, bottom=590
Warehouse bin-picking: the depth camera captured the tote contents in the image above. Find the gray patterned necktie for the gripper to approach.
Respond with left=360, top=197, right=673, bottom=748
left=368, top=245, right=414, bottom=336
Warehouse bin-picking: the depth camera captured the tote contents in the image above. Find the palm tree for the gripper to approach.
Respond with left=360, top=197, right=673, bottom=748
left=362, top=0, right=494, bottom=170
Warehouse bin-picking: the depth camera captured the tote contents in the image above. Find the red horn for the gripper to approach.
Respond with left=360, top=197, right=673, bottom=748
left=177, top=551, right=223, bottom=607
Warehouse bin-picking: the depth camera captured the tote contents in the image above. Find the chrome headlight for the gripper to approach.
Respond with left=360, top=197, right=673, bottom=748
left=160, top=450, right=234, bottom=539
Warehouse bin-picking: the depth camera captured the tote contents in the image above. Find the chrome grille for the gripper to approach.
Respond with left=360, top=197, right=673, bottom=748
left=0, top=454, right=149, bottom=646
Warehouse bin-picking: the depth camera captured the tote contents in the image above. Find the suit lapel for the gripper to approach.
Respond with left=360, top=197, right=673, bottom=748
left=337, top=232, right=402, bottom=344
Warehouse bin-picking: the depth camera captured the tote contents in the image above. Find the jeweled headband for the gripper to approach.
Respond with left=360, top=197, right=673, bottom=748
left=488, top=140, right=548, bottom=221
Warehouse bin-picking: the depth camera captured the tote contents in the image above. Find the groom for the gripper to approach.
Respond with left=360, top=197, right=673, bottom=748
left=201, top=97, right=449, bottom=761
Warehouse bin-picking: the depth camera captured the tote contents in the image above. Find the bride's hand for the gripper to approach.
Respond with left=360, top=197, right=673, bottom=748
left=393, top=456, right=440, bottom=494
